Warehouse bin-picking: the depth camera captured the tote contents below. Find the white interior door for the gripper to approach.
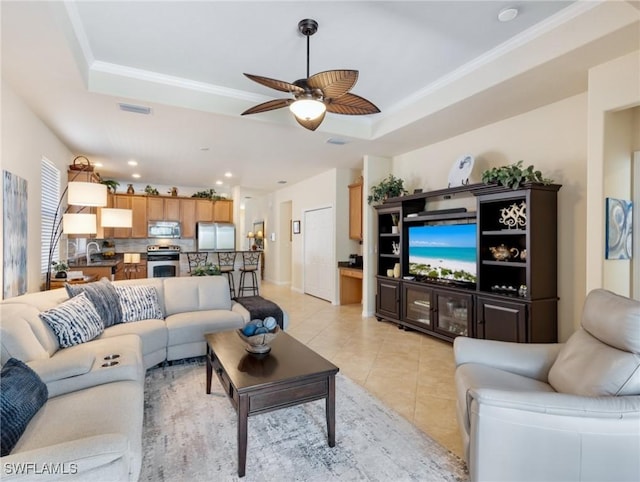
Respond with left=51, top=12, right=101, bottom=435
left=304, top=207, right=334, bottom=302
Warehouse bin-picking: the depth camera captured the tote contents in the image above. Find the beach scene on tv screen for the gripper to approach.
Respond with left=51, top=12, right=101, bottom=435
left=408, top=223, right=477, bottom=284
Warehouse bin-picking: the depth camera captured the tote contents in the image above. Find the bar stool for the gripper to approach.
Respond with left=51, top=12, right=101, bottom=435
left=186, top=252, right=209, bottom=274
left=237, top=251, right=261, bottom=297
left=216, top=251, right=237, bottom=299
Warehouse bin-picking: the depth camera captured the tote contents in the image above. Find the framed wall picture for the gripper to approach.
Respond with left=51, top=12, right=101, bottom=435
left=292, top=220, right=301, bottom=234
left=605, top=198, right=632, bottom=259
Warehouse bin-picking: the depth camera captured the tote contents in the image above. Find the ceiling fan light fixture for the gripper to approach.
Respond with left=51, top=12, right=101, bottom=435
left=289, top=99, right=326, bottom=121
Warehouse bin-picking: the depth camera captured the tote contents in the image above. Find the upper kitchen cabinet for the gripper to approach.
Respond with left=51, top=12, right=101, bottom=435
left=348, top=178, right=363, bottom=241
left=195, top=199, right=213, bottom=222
left=110, top=194, right=147, bottom=238
left=180, top=198, right=197, bottom=238
left=148, top=196, right=180, bottom=221
left=213, top=199, right=233, bottom=223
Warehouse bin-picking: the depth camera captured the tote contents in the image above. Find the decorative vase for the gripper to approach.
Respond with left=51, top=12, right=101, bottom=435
left=393, top=263, right=401, bottom=278
left=391, top=226, right=399, bottom=234
left=55, top=271, right=67, bottom=279
left=170, top=187, right=178, bottom=196
left=386, top=269, right=394, bottom=277
left=127, top=184, right=135, bottom=194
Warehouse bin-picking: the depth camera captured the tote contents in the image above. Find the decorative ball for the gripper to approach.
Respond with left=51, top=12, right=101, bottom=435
left=264, top=317, right=277, bottom=330
left=242, top=324, right=257, bottom=336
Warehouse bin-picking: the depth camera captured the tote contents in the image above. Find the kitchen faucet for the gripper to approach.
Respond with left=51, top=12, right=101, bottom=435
left=86, top=241, right=101, bottom=264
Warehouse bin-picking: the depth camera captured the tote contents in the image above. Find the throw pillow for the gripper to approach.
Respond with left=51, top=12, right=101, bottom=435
left=1, top=358, right=48, bottom=456
left=65, top=278, right=123, bottom=328
left=115, top=285, right=164, bottom=322
left=39, top=292, right=104, bottom=348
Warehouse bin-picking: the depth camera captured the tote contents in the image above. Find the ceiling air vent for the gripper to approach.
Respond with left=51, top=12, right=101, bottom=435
left=118, top=103, right=152, bottom=115
left=326, top=137, right=349, bottom=145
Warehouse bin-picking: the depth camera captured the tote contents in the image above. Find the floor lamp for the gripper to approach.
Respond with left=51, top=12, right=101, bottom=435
left=45, top=172, right=107, bottom=290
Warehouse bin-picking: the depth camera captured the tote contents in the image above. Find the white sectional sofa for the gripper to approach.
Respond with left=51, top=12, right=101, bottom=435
left=0, top=275, right=286, bottom=481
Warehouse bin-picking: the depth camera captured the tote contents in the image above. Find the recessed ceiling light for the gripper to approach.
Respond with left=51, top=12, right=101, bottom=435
left=277, top=180, right=287, bottom=184
left=128, top=160, right=138, bottom=166
left=215, top=180, right=223, bottom=185
left=118, top=103, right=152, bottom=115
left=224, top=172, right=232, bottom=178
left=132, top=173, right=141, bottom=179
left=498, top=7, right=518, bottom=22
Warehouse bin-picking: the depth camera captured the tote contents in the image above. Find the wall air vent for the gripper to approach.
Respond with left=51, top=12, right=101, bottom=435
left=118, top=103, right=152, bottom=115
left=326, top=137, right=349, bottom=145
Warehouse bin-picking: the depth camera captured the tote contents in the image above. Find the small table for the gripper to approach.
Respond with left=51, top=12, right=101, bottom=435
left=49, top=274, right=97, bottom=290
left=205, top=330, right=339, bottom=477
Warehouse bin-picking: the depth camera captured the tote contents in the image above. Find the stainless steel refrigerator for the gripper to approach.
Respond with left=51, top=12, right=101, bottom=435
left=196, top=223, right=236, bottom=251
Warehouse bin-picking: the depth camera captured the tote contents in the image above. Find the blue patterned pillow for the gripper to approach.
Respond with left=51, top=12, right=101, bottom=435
left=115, top=285, right=164, bottom=322
left=1, top=358, right=48, bottom=456
left=65, top=278, right=123, bottom=328
left=39, top=292, right=104, bottom=348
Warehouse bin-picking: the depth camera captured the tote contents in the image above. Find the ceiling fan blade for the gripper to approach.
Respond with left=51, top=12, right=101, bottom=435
left=243, top=73, right=304, bottom=94
left=241, top=98, right=292, bottom=116
left=307, top=70, right=358, bottom=99
left=325, top=93, right=380, bottom=115
left=294, top=111, right=326, bottom=131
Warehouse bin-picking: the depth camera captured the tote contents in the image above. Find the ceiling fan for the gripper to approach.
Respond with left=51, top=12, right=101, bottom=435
left=241, top=19, right=380, bottom=131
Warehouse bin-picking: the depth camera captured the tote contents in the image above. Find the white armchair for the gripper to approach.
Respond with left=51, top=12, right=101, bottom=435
left=454, top=289, right=640, bottom=482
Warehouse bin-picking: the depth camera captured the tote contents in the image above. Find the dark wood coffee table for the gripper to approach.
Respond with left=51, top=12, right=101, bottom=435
left=205, top=330, right=339, bottom=477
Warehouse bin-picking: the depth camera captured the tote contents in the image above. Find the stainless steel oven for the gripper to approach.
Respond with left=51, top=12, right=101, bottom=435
left=146, top=245, right=181, bottom=278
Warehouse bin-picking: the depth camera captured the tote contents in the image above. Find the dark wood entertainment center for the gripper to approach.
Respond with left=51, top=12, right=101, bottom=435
left=375, top=182, right=561, bottom=343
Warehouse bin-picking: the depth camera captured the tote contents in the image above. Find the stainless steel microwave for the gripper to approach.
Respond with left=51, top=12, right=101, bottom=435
left=148, top=221, right=181, bottom=238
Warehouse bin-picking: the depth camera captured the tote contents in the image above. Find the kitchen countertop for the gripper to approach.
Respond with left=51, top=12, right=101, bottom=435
left=337, top=262, right=363, bottom=270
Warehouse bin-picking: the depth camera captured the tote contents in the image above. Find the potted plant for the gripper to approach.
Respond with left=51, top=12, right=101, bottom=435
left=481, top=161, right=553, bottom=190
left=144, top=185, right=159, bottom=196
left=367, top=174, right=408, bottom=205
left=100, top=179, right=119, bottom=193
left=191, top=263, right=221, bottom=276
left=51, top=260, right=69, bottom=279
left=191, top=188, right=217, bottom=200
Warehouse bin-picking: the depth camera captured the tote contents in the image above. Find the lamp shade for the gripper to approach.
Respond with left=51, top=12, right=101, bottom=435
left=256, top=230, right=264, bottom=239
left=289, top=99, right=326, bottom=121
left=62, top=213, right=97, bottom=234
left=101, top=208, right=133, bottom=228
left=124, top=253, right=141, bottom=264
left=67, top=182, right=107, bottom=207
left=247, top=231, right=255, bottom=239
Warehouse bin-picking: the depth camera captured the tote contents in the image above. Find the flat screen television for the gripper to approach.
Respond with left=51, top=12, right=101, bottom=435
left=408, top=223, right=477, bottom=286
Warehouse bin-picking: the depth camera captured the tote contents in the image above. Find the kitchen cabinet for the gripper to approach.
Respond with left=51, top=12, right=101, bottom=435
left=195, top=199, right=214, bottom=222
left=376, top=276, right=401, bottom=322
left=123, top=259, right=147, bottom=279
left=148, top=196, right=180, bottom=221
left=339, top=267, right=362, bottom=305
left=111, top=195, right=147, bottom=238
left=213, top=199, right=233, bottom=223
left=180, top=199, right=197, bottom=238
left=348, top=178, right=363, bottom=241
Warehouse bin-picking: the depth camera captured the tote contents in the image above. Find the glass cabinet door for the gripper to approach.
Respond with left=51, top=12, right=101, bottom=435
left=434, top=291, right=472, bottom=337
left=403, top=285, right=432, bottom=329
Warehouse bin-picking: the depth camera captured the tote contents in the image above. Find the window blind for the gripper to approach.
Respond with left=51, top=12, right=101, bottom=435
left=41, top=158, right=60, bottom=274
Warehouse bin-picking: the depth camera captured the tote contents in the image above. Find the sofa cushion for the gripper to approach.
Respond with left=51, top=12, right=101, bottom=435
left=1, top=358, right=48, bottom=456
left=165, top=310, right=244, bottom=346
left=65, top=278, right=123, bottom=328
left=99, top=319, right=168, bottom=358
left=163, top=276, right=231, bottom=316
left=115, top=285, right=164, bottom=322
left=39, top=292, right=104, bottom=348
left=0, top=311, right=49, bottom=365
left=548, top=329, right=640, bottom=396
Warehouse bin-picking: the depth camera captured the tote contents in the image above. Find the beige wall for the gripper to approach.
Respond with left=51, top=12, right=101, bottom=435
left=1, top=83, right=72, bottom=297
left=393, top=94, right=588, bottom=341
left=587, top=51, right=640, bottom=297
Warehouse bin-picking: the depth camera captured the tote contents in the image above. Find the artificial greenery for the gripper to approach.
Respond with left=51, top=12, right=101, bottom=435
left=191, top=189, right=217, bottom=200
left=51, top=260, right=69, bottom=273
left=481, top=161, right=553, bottom=190
left=191, top=263, right=221, bottom=276
left=144, top=185, right=159, bottom=195
left=367, top=174, right=408, bottom=205
left=100, top=179, right=119, bottom=193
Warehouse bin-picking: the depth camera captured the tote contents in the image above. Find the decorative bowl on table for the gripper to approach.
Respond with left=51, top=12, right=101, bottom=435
left=237, top=320, right=280, bottom=354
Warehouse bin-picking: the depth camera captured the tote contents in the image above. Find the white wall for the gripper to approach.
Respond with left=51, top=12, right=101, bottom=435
left=393, top=94, right=588, bottom=341
left=1, top=83, right=73, bottom=297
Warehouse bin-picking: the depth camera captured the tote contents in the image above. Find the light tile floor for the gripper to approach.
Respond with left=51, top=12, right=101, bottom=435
left=260, top=282, right=464, bottom=459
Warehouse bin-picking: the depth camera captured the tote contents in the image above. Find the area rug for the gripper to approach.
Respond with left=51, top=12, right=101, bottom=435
left=140, top=359, right=468, bottom=481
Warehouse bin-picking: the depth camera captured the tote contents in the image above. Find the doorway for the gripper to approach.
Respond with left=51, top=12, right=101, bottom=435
left=303, top=206, right=334, bottom=302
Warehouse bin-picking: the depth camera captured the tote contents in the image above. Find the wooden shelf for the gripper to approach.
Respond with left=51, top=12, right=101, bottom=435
left=380, top=233, right=400, bottom=237
left=482, top=260, right=526, bottom=267
left=482, top=229, right=526, bottom=235
left=380, top=254, right=400, bottom=259
left=405, top=211, right=476, bottom=223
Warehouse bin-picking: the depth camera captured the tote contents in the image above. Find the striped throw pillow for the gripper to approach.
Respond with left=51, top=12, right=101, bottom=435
left=65, top=278, right=123, bottom=327
left=115, top=285, right=164, bottom=323
left=39, top=292, right=104, bottom=348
